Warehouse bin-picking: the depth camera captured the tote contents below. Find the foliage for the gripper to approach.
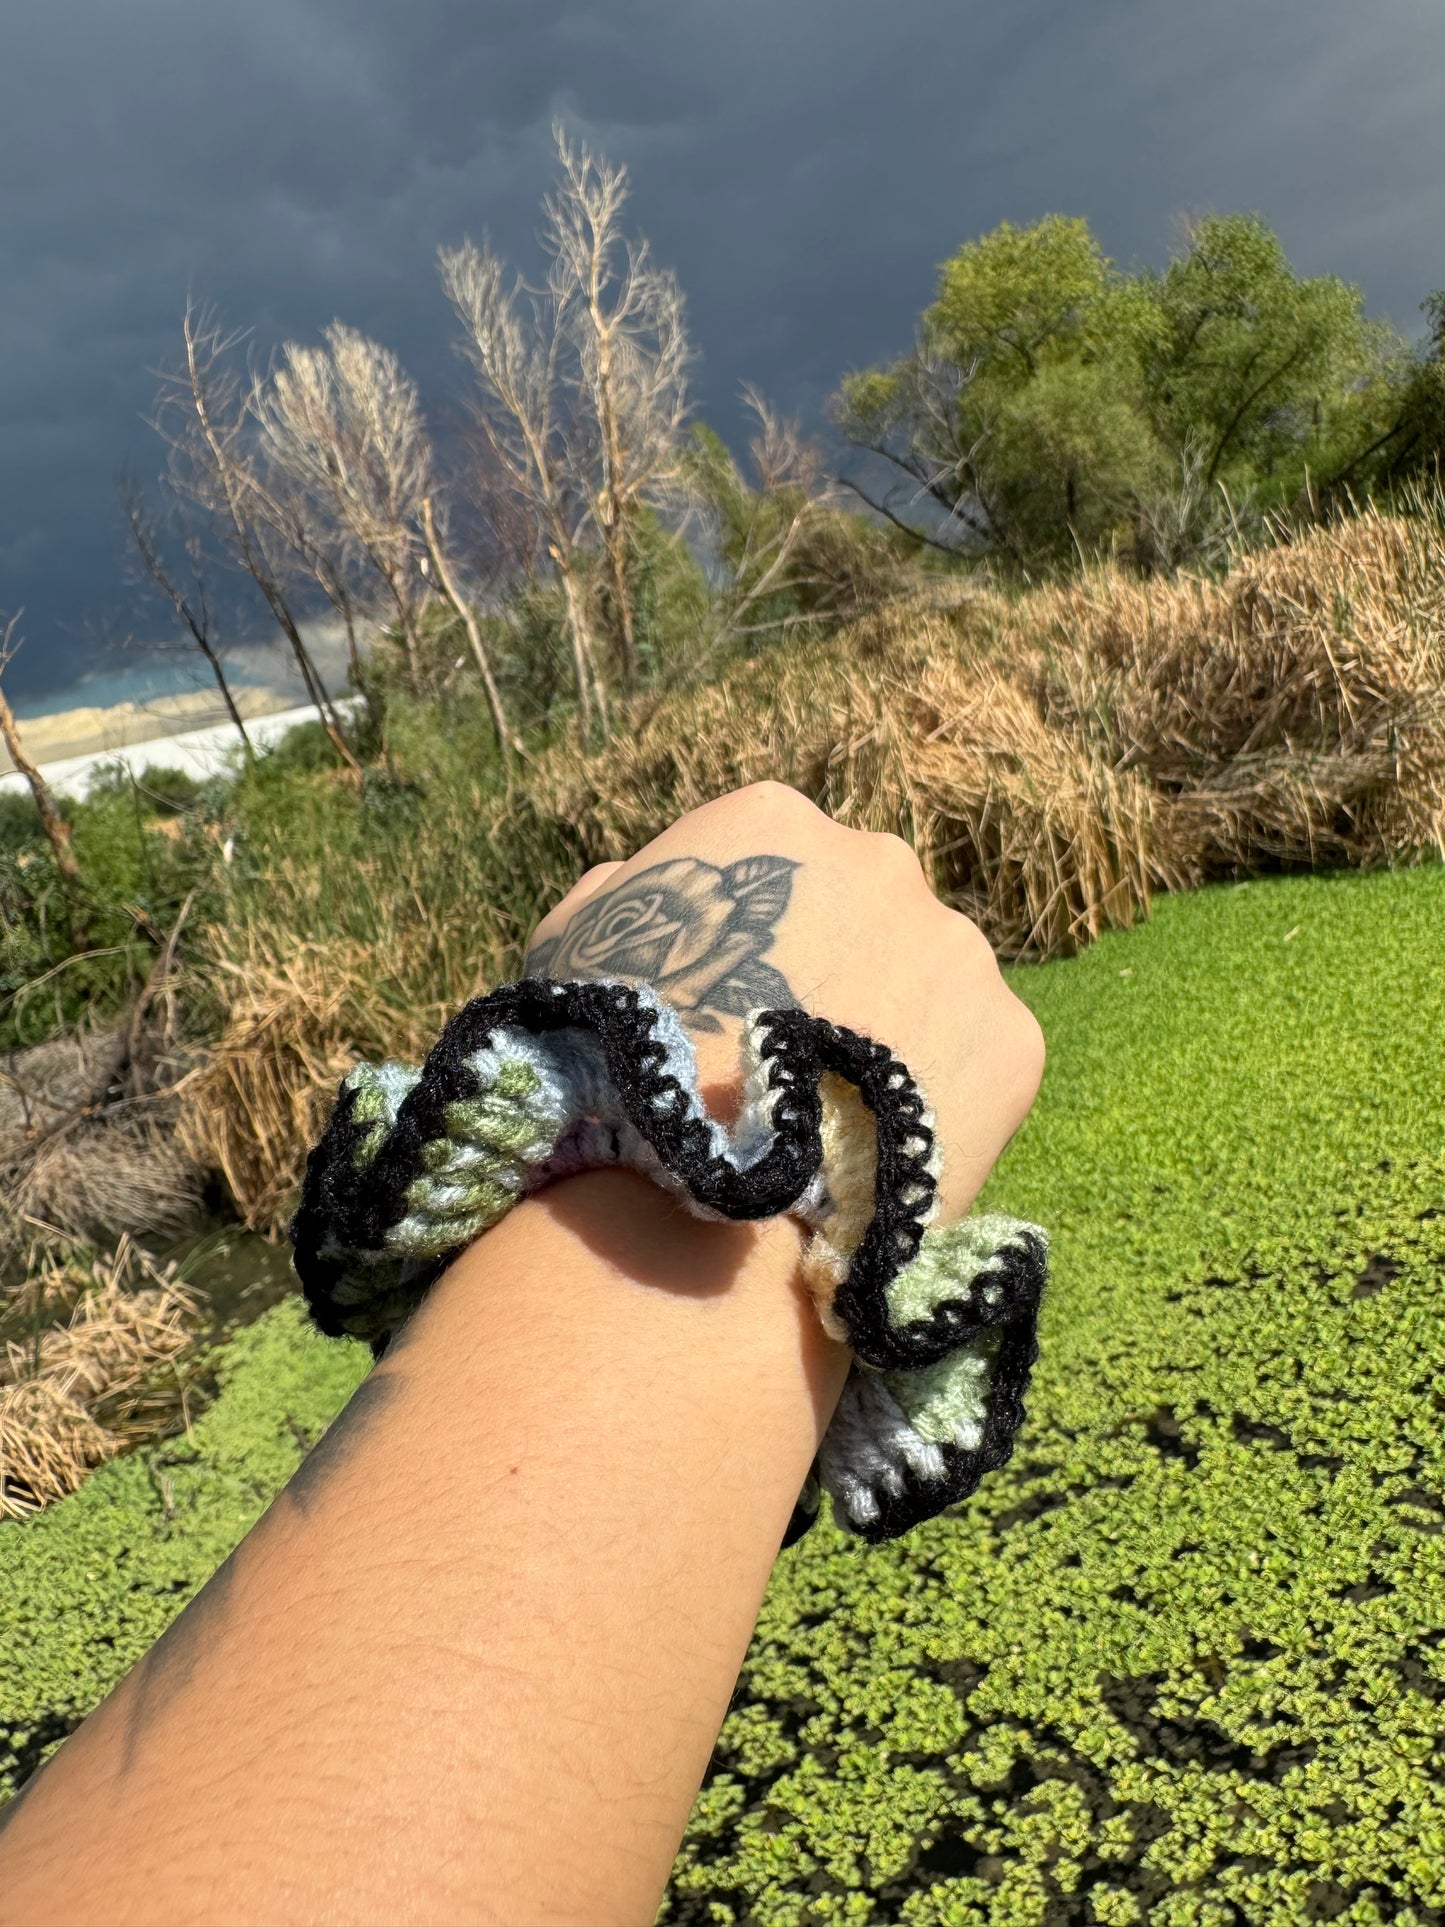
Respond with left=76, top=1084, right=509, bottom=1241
left=477, top=508, right=714, bottom=715
left=4, top=866, right=1445, bottom=1923
left=684, top=415, right=906, bottom=656
left=836, top=212, right=1421, bottom=577
left=1139, top=217, right=1399, bottom=502
left=1365, top=291, right=1445, bottom=496
left=0, top=792, right=41, bottom=856
left=0, top=764, right=216, bottom=1053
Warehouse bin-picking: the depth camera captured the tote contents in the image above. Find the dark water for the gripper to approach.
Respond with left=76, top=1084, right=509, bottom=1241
left=157, top=1222, right=299, bottom=1344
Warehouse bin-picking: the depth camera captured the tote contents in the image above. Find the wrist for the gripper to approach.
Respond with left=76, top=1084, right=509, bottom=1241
left=424, top=1167, right=840, bottom=1407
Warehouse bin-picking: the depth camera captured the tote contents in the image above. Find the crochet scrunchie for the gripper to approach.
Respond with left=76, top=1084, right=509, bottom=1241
left=290, top=978, right=1048, bottom=1545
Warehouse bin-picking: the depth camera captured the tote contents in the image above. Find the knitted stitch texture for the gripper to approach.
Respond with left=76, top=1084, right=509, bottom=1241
left=291, top=979, right=1048, bottom=1543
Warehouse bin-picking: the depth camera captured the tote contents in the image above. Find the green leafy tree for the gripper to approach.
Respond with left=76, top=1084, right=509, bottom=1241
left=838, top=216, right=1156, bottom=570
left=1139, top=213, right=1396, bottom=501
left=836, top=211, right=1412, bottom=575
left=1348, top=290, right=1445, bottom=494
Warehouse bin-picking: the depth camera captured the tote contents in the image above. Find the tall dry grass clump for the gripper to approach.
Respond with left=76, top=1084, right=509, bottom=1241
left=176, top=939, right=452, bottom=1238
left=524, top=609, right=1169, bottom=958
left=1, top=1027, right=205, bottom=1258
left=532, top=503, right=1445, bottom=953
left=0, top=1237, right=199, bottom=1517
left=176, top=807, right=572, bottom=1235
left=1010, top=502, right=1445, bottom=878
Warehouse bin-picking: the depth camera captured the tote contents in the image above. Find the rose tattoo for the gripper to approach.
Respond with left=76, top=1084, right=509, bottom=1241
left=526, top=854, right=798, bottom=1033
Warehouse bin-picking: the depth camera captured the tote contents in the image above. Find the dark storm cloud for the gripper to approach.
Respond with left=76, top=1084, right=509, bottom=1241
left=3, top=0, right=1443, bottom=701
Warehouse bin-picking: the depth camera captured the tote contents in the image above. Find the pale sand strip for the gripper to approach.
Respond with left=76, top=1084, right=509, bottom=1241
left=1, top=684, right=294, bottom=773
left=0, top=699, right=359, bottom=801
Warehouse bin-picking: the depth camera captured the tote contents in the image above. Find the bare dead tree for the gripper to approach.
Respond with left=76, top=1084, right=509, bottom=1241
left=152, top=304, right=360, bottom=774
left=439, top=236, right=609, bottom=742
left=0, top=615, right=79, bottom=884
left=545, top=127, right=694, bottom=690
left=418, top=496, right=521, bottom=763
left=243, top=421, right=391, bottom=745
left=119, top=480, right=255, bottom=767
left=457, top=420, right=547, bottom=588
left=251, top=324, right=431, bottom=693
left=439, top=129, right=692, bottom=733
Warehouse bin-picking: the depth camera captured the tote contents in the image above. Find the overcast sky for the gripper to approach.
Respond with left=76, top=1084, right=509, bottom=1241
left=3, top=0, right=1443, bottom=705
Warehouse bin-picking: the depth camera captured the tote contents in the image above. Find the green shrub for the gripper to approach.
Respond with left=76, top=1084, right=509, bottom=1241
left=0, top=792, right=40, bottom=856
left=0, top=762, right=218, bottom=1051
left=3, top=863, right=1444, bottom=1924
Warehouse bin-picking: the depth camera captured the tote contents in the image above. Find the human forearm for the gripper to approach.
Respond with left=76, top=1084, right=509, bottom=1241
left=0, top=1171, right=842, bottom=1927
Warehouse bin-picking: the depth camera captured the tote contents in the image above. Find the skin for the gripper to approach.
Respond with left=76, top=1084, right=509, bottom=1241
left=0, top=782, right=1043, bottom=1927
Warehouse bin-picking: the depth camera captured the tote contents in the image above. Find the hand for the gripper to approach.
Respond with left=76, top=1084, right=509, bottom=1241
left=526, top=782, right=1044, bottom=1219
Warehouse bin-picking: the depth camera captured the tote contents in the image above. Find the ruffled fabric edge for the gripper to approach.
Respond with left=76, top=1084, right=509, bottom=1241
left=290, top=977, right=1047, bottom=1542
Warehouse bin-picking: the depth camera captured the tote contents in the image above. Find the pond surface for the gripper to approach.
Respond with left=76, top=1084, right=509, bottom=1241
left=158, top=1222, right=299, bottom=1345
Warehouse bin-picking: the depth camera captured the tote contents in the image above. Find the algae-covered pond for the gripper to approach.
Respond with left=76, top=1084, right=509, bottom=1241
left=4, top=864, right=1445, bottom=1924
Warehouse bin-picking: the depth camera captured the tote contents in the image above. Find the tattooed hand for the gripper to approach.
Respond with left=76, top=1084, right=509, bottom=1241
left=526, top=783, right=1044, bottom=1220
left=526, top=854, right=796, bottom=1033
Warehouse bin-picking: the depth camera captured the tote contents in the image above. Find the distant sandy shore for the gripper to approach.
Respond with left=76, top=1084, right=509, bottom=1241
left=1, top=684, right=295, bottom=775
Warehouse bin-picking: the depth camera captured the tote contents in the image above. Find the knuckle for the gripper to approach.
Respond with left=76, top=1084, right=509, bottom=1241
left=730, top=779, right=824, bottom=823
left=741, top=778, right=808, bottom=807
left=943, top=901, right=998, bottom=959
left=1006, top=994, right=1047, bottom=1089
left=871, top=830, right=924, bottom=874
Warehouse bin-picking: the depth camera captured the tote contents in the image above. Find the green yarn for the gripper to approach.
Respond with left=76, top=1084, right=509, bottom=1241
left=440, top=1090, right=547, bottom=1158
left=383, top=1048, right=561, bottom=1262
left=342, top=1061, right=415, bottom=1171
left=885, top=1345, right=993, bottom=1449
left=886, top=1215, right=1022, bottom=1328
left=493, top=1056, right=545, bottom=1102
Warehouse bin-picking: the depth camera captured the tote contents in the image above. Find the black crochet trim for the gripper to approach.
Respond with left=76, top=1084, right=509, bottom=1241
left=782, top=1232, right=1046, bottom=1549
left=811, top=1021, right=937, bottom=1371
left=295, top=980, right=819, bottom=1336
left=781, top=1484, right=820, bottom=1550
left=292, top=982, right=945, bottom=1357
left=869, top=1226, right=1048, bottom=1373
left=853, top=1299, right=1044, bottom=1545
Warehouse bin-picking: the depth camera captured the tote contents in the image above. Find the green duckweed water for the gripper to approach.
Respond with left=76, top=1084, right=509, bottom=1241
left=3, top=864, right=1443, bottom=1924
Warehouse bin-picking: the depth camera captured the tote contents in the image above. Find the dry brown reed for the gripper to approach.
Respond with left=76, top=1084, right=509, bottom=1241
left=1009, top=506, right=1445, bottom=879
left=532, top=502, right=1445, bottom=951
left=175, top=788, right=570, bottom=1236
left=1, top=1027, right=205, bottom=1255
left=176, top=940, right=443, bottom=1238
left=0, top=1236, right=200, bottom=1518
